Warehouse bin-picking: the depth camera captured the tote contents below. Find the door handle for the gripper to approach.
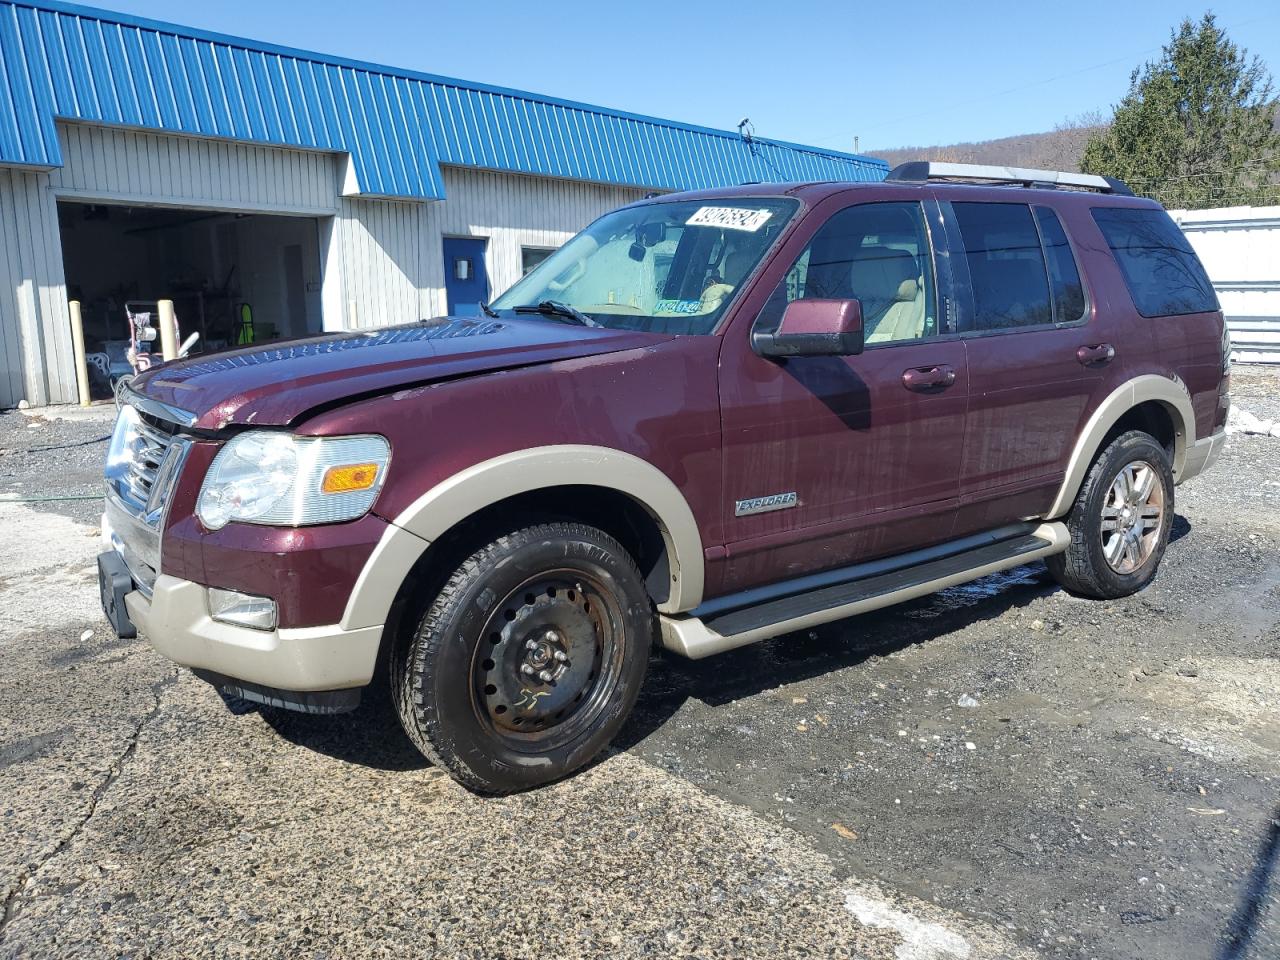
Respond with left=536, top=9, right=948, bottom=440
left=1076, top=343, right=1116, bottom=366
left=902, top=364, right=957, bottom=391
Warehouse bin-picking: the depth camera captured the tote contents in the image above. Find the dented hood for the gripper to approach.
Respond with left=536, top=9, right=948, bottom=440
left=133, top=316, right=672, bottom=429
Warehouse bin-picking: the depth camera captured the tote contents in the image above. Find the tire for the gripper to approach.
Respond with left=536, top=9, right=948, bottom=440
left=1047, top=430, right=1175, bottom=600
left=392, top=522, right=653, bottom=793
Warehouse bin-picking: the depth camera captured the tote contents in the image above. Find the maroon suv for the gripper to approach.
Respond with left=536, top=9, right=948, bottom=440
left=99, top=162, right=1229, bottom=792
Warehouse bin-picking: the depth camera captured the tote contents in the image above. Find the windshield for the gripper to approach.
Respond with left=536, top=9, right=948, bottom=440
left=491, top=198, right=799, bottom=334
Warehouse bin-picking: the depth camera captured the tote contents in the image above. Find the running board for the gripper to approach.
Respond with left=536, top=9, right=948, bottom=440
left=659, top=522, right=1069, bottom=659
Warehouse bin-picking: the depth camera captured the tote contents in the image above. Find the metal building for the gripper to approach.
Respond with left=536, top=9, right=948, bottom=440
left=0, top=0, right=886, bottom=408
left=1171, top=205, right=1280, bottom=364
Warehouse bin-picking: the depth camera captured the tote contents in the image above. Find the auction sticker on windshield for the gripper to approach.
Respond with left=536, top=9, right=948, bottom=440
left=686, top=206, right=773, bottom=232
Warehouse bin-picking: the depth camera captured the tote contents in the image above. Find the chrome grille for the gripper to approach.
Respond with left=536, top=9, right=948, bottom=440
left=104, top=393, right=195, bottom=597
left=125, top=415, right=174, bottom=507
left=106, top=406, right=184, bottom=516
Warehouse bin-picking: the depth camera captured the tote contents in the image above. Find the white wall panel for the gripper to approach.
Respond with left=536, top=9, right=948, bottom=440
left=330, top=197, right=427, bottom=329
left=50, top=123, right=341, bottom=215
left=1173, top=205, right=1280, bottom=363
left=0, top=167, right=73, bottom=407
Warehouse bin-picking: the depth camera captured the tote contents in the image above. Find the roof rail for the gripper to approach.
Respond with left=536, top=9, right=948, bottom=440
left=887, top=161, right=1133, bottom=196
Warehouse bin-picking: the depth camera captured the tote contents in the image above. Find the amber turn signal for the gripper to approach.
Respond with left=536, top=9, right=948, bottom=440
left=321, top=463, right=380, bottom=494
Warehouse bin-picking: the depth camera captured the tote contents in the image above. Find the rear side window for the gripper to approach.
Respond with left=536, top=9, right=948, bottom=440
left=1033, top=207, right=1087, bottom=324
left=953, top=203, right=1052, bottom=330
left=1091, top=207, right=1218, bottom=317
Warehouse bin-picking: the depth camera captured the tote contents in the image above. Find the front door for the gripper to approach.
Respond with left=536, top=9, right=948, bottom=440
left=716, top=198, right=968, bottom=596
left=443, top=236, right=490, bottom=316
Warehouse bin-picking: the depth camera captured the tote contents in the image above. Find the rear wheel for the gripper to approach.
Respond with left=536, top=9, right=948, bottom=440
left=392, top=522, right=653, bottom=793
left=1047, top=430, right=1174, bottom=599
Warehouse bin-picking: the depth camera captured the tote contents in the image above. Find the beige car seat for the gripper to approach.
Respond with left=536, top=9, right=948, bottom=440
left=700, top=242, right=757, bottom=313
left=848, top=247, right=926, bottom=344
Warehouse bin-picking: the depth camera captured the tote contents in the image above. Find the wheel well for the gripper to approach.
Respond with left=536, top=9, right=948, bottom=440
left=465, top=486, right=670, bottom=598
left=371, top=486, right=671, bottom=686
left=1098, top=400, right=1179, bottom=459
left=388, top=483, right=671, bottom=619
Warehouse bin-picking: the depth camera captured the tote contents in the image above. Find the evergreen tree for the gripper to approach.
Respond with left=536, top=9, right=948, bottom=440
left=1082, top=14, right=1280, bottom=208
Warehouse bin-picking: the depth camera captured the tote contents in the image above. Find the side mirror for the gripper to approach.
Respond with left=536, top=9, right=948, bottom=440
left=753, top=298, right=864, bottom=358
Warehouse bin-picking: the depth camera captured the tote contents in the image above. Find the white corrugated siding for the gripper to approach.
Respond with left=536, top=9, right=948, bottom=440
left=50, top=123, right=341, bottom=215
left=1173, top=205, right=1280, bottom=364
left=0, top=167, right=73, bottom=407
left=329, top=197, right=425, bottom=329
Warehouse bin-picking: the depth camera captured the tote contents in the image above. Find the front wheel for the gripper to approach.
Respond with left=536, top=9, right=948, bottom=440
left=1047, top=430, right=1175, bottom=599
left=392, top=522, right=653, bottom=793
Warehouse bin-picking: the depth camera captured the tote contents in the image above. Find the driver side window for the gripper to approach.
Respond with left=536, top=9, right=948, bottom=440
left=757, top=202, right=939, bottom=345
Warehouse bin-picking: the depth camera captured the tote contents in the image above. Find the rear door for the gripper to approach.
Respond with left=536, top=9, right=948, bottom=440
left=941, top=200, right=1103, bottom=533
left=716, top=196, right=968, bottom=594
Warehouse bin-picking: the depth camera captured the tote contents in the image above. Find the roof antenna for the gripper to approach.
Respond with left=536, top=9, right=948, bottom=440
left=737, top=117, right=754, bottom=143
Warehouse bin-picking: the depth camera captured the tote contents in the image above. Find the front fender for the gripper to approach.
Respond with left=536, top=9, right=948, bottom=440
left=339, top=445, right=705, bottom=631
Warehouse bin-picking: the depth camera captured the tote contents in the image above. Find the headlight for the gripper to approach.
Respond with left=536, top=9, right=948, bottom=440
left=196, top=432, right=390, bottom=530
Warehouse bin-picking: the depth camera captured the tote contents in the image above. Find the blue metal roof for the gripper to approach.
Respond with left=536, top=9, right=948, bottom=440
left=0, top=0, right=886, bottom=199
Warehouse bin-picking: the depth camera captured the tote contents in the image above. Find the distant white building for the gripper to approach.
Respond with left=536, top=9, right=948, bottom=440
left=1171, top=205, right=1280, bottom=364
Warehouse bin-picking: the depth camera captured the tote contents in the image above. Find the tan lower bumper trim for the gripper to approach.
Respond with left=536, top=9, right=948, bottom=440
left=126, top=575, right=383, bottom=691
left=1178, top=430, right=1226, bottom=484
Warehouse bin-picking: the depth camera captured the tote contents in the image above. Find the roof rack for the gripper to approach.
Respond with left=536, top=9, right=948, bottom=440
left=887, top=161, right=1133, bottom=196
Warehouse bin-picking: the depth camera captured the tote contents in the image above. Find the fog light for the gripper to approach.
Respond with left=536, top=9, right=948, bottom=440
left=208, top=588, right=278, bottom=631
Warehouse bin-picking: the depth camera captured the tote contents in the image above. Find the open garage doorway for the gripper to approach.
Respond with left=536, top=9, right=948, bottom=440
left=57, top=202, right=324, bottom=395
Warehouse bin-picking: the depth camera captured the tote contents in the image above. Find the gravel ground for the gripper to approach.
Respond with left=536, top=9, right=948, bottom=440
left=1, top=368, right=1278, bottom=959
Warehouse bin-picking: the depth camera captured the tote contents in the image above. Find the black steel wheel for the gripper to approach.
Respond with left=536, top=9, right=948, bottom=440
left=473, top=573, right=624, bottom=748
left=392, top=522, right=653, bottom=793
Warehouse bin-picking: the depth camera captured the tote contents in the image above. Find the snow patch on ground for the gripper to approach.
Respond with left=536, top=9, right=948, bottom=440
left=845, top=891, right=972, bottom=960
left=1227, top=407, right=1280, bottom=438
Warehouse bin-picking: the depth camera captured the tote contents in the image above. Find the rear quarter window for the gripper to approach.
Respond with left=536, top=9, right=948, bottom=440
left=1091, top=207, right=1218, bottom=318
left=1033, top=207, right=1086, bottom=324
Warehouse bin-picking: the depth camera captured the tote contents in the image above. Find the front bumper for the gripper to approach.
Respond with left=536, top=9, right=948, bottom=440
left=1179, top=429, right=1227, bottom=484
left=123, top=574, right=383, bottom=692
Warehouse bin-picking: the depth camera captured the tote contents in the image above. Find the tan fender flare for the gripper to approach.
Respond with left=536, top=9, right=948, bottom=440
left=340, top=445, right=705, bottom=631
left=1046, top=375, right=1196, bottom=520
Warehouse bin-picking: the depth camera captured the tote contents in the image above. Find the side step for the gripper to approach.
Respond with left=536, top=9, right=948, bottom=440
left=660, top=522, right=1069, bottom=659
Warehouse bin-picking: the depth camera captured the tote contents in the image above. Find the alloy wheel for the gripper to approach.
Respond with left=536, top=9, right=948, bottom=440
left=1099, top=459, right=1165, bottom=574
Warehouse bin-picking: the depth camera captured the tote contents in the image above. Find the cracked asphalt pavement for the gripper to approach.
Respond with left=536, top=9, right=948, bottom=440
left=1, top=367, right=1278, bottom=959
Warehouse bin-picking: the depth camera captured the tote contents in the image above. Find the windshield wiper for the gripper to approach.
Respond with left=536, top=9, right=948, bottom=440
left=478, top=301, right=500, bottom=319
left=512, top=300, right=598, bottom=328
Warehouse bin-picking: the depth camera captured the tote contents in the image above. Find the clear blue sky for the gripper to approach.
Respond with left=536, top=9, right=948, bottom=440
left=91, top=0, right=1280, bottom=153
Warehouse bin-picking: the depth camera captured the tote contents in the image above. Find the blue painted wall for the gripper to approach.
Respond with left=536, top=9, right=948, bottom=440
left=0, top=0, right=887, bottom=200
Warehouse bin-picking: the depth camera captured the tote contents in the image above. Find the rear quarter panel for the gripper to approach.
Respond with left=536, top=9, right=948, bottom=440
left=1060, top=198, right=1224, bottom=441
